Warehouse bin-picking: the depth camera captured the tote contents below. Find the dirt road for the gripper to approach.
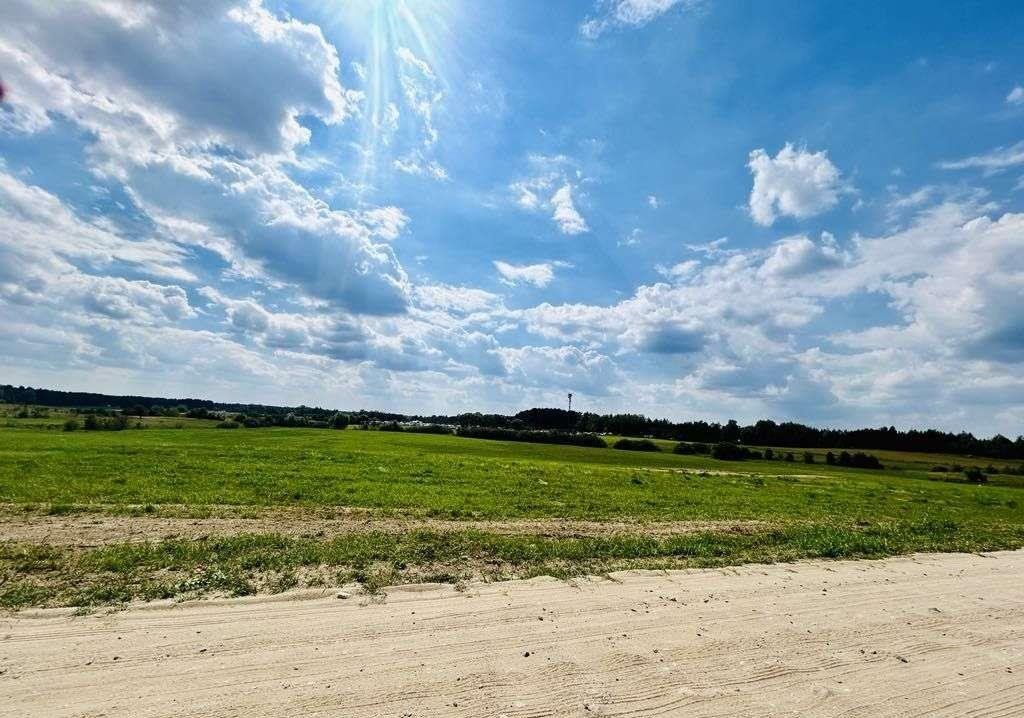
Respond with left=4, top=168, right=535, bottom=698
left=2, top=550, right=1022, bottom=717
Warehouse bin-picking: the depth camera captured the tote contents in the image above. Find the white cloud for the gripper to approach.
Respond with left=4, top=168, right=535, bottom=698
left=509, top=155, right=590, bottom=235
left=413, top=284, right=502, bottom=314
left=0, top=1, right=412, bottom=315
left=747, top=144, right=845, bottom=226
left=619, top=228, right=642, bottom=247
left=655, top=260, right=699, bottom=280
left=939, top=141, right=1024, bottom=172
left=0, top=0, right=355, bottom=158
left=494, top=261, right=561, bottom=288
left=758, top=233, right=845, bottom=279
left=580, top=0, right=701, bottom=39
left=550, top=183, right=589, bottom=235
left=1007, top=86, right=1024, bottom=106
left=648, top=194, right=659, bottom=209
left=393, top=155, right=449, bottom=181
left=395, top=45, right=442, bottom=147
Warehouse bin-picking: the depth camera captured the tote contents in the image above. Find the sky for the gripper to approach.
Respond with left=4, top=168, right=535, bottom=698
left=1, top=0, right=1023, bottom=436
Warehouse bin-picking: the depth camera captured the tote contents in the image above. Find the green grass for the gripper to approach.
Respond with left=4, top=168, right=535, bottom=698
left=1, top=424, right=1022, bottom=523
left=1, top=420, right=1023, bottom=607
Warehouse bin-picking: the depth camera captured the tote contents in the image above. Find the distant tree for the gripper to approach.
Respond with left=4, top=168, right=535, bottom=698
left=722, top=419, right=741, bottom=443
left=825, top=451, right=836, bottom=466
left=803, top=451, right=815, bottom=464
left=83, top=414, right=100, bottom=431
left=63, top=418, right=80, bottom=432
left=331, top=412, right=350, bottom=429
left=763, top=448, right=774, bottom=460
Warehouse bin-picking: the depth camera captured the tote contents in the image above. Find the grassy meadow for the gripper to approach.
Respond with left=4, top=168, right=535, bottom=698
left=2, top=410, right=1023, bottom=608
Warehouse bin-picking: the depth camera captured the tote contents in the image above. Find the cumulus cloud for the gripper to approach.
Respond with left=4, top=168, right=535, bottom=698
left=413, top=284, right=502, bottom=314
left=0, top=0, right=354, bottom=157
left=494, top=261, right=564, bottom=288
left=0, top=1, right=415, bottom=315
left=758, top=233, right=845, bottom=279
left=1007, top=86, right=1024, bottom=106
left=498, top=345, right=620, bottom=395
left=580, top=0, right=701, bottom=38
left=504, top=195, right=1024, bottom=432
left=747, top=144, right=845, bottom=226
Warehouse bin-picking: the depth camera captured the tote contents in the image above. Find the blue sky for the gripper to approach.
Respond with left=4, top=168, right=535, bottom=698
left=1, top=0, right=1023, bottom=435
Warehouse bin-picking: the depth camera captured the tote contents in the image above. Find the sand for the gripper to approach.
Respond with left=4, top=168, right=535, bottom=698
left=2, top=550, right=1022, bottom=717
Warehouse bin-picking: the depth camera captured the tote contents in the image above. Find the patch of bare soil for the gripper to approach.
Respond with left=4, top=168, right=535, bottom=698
left=0, top=506, right=772, bottom=546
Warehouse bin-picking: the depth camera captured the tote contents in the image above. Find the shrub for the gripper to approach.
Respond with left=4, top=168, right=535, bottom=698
left=83, top=414, right=100, bottom=431
left=964, top=467, right=988, bottom=483
left=931, top=465, right=949, bottom=473
left=711, top=442, right=756, bottom=461
left=215, top=420, right=241, bottom=429
left=763, top=448, right=774, bottom=460
left=834, top=451, right=884, bottom=470
left=63, top=418, right=80, bottom=432
left=803, top=451, right=815, bottom=464
left=401, top=423, right=454, bottom=435
left=613, top=438, right=660, bottom=452
left=330, top=412, right=350, bottom=429
left=784, top=452, right=795, bottom=462
left=456, top=426, right=606, bottom=448
left=672, top=442, right=700, bottom=455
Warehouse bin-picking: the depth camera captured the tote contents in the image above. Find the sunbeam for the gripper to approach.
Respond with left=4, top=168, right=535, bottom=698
left=312, top=0, right=458, bottom=188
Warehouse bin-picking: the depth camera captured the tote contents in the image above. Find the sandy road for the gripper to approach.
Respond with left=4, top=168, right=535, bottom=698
left=2, top=551, right=1023, bottom=718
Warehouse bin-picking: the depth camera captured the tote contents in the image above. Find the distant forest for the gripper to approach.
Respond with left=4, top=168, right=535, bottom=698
left=3, top=384, right=1023, bottom=460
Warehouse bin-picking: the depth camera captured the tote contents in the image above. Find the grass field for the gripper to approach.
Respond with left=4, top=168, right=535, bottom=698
left=2, top=414, right=1023, bottom=608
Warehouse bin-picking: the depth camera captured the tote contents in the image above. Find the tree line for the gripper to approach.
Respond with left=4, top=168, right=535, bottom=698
left=3, top=385, right=1022, bottom=460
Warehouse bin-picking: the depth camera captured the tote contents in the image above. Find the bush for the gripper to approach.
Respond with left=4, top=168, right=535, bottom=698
left=215, top=420, right=241, bottom=429
left=803, top=451, right=815, bottom=464
left=672, top=442, right=702, bottom=455
left=964, top=467, right=988, bottom=483
left=83, top=414, right=100, bottom=431
left=835, top=451, right=884, bottom=470
left=613, top=438, right=660, bottom=452
left=401, top=423, right=455, bottom=435
left=456, top=426, right=606, bottom=448
left=931, top=465, right=949, bottom=473
left=784, top=452, right=795, bottom=462
left=63, top=418, right=80, bottom=432
left=763, top=448, right=774, bottom=460
left=711, top=442, right=757, bottom=461
left=330, top=412, right=350, bottom=430
left=825, top=451, right=836, bottom=465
